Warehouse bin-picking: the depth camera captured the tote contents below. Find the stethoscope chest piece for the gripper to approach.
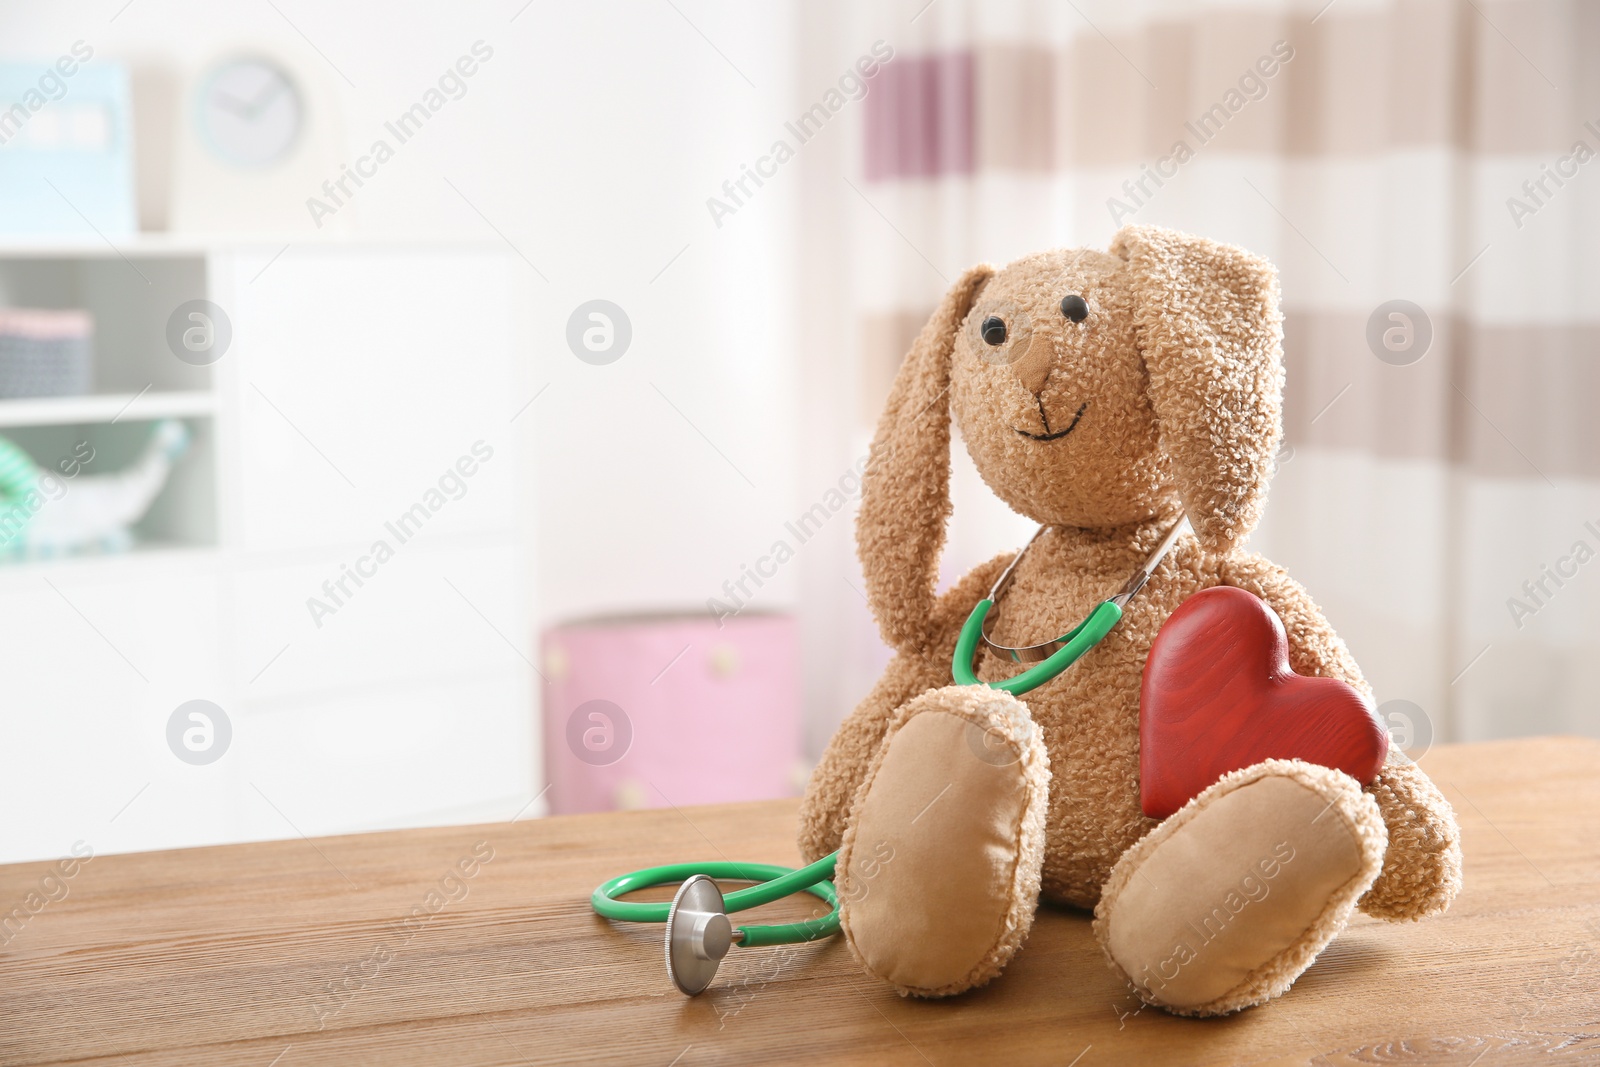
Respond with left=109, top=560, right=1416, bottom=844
left=666, top=874, right=733, bottom=995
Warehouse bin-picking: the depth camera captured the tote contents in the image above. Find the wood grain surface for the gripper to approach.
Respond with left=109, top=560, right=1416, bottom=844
left=2, top=737, right=1598, bottom=1066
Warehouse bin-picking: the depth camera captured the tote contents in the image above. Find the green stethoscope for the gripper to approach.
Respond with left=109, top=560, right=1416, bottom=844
left=591, top=516, right=1191, bottom=994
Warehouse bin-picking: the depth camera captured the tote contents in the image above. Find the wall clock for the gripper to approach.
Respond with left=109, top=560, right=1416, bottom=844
left=195, top=57, right=303, bottom=169
left=170, top=48, right=343, bottom=234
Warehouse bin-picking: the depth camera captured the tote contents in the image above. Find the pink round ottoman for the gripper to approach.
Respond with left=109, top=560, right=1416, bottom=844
left=541, top=612, right=803, bottom=814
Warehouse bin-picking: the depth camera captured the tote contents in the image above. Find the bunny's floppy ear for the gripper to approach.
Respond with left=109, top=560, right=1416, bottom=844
left=1112, top=225, right=1285, bottom=555
left=858, top=263, right=994, bottom=652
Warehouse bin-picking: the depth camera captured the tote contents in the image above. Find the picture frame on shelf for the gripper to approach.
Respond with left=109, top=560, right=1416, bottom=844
left=0, top=58, right=138, bottom=238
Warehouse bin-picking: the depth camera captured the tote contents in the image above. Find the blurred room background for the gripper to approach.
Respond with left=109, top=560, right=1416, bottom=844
left=1, top=0, right=1595, bottom=863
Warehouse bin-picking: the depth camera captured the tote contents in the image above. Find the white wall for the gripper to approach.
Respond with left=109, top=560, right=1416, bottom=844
left=0, top=0, right=806, bottom=636
left=0, top=2, right=826, bottom=855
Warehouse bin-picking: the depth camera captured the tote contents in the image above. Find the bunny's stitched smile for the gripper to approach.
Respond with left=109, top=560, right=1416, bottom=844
left=1017, top=401, right=1088, bottom=442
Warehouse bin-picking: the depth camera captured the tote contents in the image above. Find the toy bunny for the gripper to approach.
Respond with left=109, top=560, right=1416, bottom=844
left=798, top=225, right=1461, bottom=1016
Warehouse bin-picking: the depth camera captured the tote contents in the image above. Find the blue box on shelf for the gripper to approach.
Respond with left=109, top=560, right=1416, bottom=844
left=0, top=60, right=137, bottom=237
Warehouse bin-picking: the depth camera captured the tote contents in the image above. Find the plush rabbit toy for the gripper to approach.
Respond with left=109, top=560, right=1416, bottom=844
left=798, top=225, right=1461, bottom=1017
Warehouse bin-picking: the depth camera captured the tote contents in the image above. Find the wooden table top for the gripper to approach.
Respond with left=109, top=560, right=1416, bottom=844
left=4, top=736, right=1599, bottom=1066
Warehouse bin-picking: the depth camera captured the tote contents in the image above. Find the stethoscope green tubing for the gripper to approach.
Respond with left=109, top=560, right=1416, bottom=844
left=951, top=596, right=1123, bottom=694
left=591, top=854, right=839, bottom=948
left=591, top=596, right=1124, bottom=948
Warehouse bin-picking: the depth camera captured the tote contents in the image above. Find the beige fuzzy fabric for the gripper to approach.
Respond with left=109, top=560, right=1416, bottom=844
left=1359, top=747, right=1464, bottom=919
left=799, top=224, right=1462, bottom=1013
left=1092, top=759, right=1388, bottom=1017
left=836, top=686, right=1050, bottom=998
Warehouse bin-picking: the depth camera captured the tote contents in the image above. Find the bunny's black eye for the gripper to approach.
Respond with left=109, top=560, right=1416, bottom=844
left=1060, top=294, right=1089, bottom=323
left=981, top=316, right=1007, bottom=345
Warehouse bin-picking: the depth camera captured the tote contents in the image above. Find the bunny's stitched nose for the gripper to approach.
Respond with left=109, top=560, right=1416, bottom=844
left=1009, top=335, right=1052, bottom=398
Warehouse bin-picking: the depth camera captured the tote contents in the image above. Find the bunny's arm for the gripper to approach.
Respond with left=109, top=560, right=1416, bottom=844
left=1219, top=553, right=1462, bottom=921
left=797, top=553, right=1013, bottom=863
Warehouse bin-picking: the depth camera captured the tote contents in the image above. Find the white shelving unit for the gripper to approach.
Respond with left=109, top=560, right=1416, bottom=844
left=0, top=236, right=538, bottom=864
left=0, top=390, right=215, bottom=427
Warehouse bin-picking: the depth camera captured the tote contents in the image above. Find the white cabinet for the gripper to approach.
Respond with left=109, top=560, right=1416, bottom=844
left=228, top=539, right=529, bottom=703
left=0, top=238, right=536, bottom=864
left=224, top=248, right=518, bottom=552
left=233, top=670, right=534, bottom=839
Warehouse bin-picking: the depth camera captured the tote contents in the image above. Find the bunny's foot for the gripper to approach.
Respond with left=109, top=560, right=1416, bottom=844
left=1093, top=759, right=1386, bottom=1017
left=836, top=685, right=1050, bottom=997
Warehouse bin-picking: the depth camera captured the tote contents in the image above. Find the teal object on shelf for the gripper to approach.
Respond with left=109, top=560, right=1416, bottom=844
left=0, top=434, right=40, bottom=550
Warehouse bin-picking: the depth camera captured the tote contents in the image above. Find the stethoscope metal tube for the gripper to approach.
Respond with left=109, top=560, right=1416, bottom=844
left=952, top=514, right=1189, bottom=692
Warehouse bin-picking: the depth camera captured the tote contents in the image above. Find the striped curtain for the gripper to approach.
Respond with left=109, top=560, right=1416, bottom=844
left=795, top=0, right=1600, bottom=754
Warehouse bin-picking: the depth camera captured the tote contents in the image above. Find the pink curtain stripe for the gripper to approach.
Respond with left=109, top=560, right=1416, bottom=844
left=864, top=51, right=975, bottom=181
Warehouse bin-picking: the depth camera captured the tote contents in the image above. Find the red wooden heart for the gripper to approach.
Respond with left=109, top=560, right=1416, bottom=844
left=1139, top=585, right=1389, bottom=820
